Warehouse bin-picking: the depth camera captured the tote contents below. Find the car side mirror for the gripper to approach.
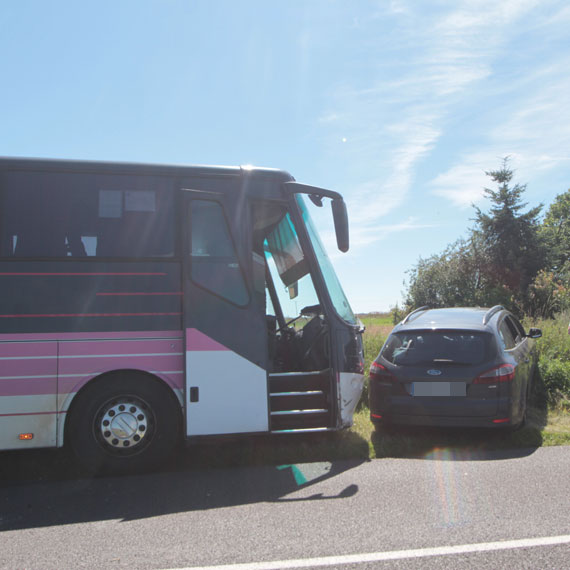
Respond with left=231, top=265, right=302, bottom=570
left=526, top=328, right=542, bottom=339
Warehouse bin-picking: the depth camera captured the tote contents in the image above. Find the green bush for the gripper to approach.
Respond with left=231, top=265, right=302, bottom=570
left=538, top=359, right=570, bottom=406
left=357, top=315, right=391, bottom=410
left=529, top=312, right=570, bottom=405
left=533, top=312, right=570, bottom=362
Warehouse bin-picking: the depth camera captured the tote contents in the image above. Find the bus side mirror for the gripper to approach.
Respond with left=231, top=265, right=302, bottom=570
left=332, top=199, right=349, bottom=252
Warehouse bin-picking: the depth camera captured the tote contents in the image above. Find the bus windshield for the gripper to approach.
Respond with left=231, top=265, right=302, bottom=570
left=296, top=195, right=357, bottom=325
left=264, top=212, right=319, bottom=325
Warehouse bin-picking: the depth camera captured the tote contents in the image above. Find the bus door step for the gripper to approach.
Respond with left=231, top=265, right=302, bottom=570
left=271, top=427, right=333, bottom=434
left=268, top=370, right=332, bottom=430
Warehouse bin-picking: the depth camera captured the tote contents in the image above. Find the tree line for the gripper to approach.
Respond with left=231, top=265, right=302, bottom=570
left=404, top=158, right=570, bottom=318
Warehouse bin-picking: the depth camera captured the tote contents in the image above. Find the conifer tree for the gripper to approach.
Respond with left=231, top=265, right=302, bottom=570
left=471, top=158, right=544, bottom=312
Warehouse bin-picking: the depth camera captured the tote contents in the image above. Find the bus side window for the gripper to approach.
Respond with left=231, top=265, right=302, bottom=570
left=96, top=187, right=174, bottom=258
left=1, top=171, right=175, bottom=259
left=190, top=200, right=249, bottom=306
left=2, top=172, right=94, bottom=258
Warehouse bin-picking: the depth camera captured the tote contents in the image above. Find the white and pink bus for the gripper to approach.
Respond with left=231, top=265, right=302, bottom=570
left=0, top=157, right=364, bottom=471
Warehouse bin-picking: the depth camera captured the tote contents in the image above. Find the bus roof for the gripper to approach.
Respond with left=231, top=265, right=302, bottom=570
left=0, top=156, right=294, bottom=182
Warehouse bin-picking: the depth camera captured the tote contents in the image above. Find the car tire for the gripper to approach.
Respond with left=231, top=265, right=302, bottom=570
left=67, top=373, right=181, bottom=474
left=509, top=396, right=528, bottom=432
left=517, top=378, right=533, bottom=430
left=373, top=420, right=396, bottom=434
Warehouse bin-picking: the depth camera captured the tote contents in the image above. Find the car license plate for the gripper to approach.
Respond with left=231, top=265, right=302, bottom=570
left=412, top=382, right=466, bottom=397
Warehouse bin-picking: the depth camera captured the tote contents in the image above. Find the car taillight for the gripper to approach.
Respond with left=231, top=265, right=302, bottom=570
left=473, top=364, right=515, bottom=384
left=369, top=361, right=396, bottom=382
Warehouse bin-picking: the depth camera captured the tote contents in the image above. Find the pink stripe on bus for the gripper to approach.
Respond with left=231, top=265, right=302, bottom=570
left=0, top=272, right=168, bottom=276
left=57, top=376, right=96, bottom=394
left=0, top=330, right=183, bottom=342
left=58, top=372, right=184, bottom=393
left=0, top=378, right=56, bottom=397
left=0, top=342, right=57, bottom=358
left=60, top=338, right=183, bottom=357
left=0, top=333, right=185, bottom=397
left=0, top=371, right=183, bottom=397
left=0, top=312, right=182, bottom=318
left=0, top=359, right=58, bottom=377
left=60, top=355, right=184, bottom=376
left=185, top=328, right=229, bottom=351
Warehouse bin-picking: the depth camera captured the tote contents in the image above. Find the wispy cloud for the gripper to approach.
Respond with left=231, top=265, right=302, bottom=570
left=317, top=0, right=544, bottom=244
left=351, top=216, right=438, bottom=246
left=349, top=116, right=441, bottom=225
left=304, top=0, right=570, bottom=311
left=430, top=159, right=491, bottom=208
left=494, top=67, right=570, bottom=167
left=321, top=216, right=437, bottom=258
left=429, top=46, right=570, bottom=206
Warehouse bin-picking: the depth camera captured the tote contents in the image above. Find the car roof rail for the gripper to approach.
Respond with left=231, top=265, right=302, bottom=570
left=483, top=305, right=505, bottom=325
left=402, top=306, right=430, bottom=324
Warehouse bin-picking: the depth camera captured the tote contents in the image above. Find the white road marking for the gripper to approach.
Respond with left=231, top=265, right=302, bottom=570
left=167, top=534, right=570, bottom=570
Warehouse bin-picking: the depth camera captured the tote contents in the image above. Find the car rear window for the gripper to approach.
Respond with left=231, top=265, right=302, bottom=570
left=381, top=330, right=492, bottom=366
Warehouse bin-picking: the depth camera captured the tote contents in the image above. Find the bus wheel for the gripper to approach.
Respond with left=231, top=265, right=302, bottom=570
left=67, top=374, right=181, bottom=473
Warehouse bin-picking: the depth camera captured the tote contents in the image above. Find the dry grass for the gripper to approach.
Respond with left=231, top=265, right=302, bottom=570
left=542, top=411, right=570, bottom=445
left=364, top=323, right=393, bottom=338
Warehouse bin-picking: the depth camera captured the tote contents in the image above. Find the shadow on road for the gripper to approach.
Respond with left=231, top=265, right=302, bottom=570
left=0, top=433, right=365, bottom=532
left=371, top=402, right=548, bottom=461
left=370, top=384, right=550, bottom=462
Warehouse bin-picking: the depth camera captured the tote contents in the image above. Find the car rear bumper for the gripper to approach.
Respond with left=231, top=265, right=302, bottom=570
left=370, top=412, right=513, bottom=428
left=369, top=392, right=513, bottom=426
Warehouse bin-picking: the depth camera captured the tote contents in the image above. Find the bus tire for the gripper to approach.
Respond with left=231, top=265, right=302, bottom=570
left=67, top=373, right=181, bottom=474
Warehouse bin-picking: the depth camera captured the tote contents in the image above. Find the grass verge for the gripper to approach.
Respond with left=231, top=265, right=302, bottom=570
left=181, top=404, right=569, bottom=472
left=351, top=406, right=570, bottom=460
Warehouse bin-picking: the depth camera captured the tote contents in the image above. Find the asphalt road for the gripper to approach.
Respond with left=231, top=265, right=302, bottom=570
left=0, top=444, right=569, bottom=569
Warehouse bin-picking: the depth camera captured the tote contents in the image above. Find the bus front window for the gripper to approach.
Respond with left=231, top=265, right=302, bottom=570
left=295, top=195, right=357, bottom=325
left=264, top=212, right=319, bottom=318
left=264, top=213, right=328, bottom=372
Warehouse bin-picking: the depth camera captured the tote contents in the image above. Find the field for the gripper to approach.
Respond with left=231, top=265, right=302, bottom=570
left=358, top=312, right=394, bottom=380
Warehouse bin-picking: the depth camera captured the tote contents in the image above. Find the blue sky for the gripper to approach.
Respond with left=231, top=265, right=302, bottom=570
left=2, top=1, right=569, bottom=313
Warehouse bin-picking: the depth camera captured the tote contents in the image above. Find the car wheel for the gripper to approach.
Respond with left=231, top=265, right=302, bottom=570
left=509, top=394, right=528, bottom=432
left=67, top=373, right=181, bottom=473
left=373, top=420, right=396, bottom=434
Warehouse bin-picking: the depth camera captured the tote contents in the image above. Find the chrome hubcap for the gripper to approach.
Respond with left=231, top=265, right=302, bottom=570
left=99, top=399, right=149, bottom=449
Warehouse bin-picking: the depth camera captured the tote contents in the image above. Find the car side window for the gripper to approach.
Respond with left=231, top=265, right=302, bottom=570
left=506, top=316, right=524, bottom=345
left=498, top=319, right=516, bottom=350
left=515, top=317, right=526, bottom=339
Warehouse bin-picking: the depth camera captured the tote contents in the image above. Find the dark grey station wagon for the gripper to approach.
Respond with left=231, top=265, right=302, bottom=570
left=369, top=306, right=542, bottom=429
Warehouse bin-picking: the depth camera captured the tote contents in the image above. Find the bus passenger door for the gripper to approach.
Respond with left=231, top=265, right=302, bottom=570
left=182, top=190, right=269, bottom=436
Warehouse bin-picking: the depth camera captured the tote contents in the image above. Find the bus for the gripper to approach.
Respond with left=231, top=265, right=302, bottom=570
left=0, top=157, right=364, bottom=472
